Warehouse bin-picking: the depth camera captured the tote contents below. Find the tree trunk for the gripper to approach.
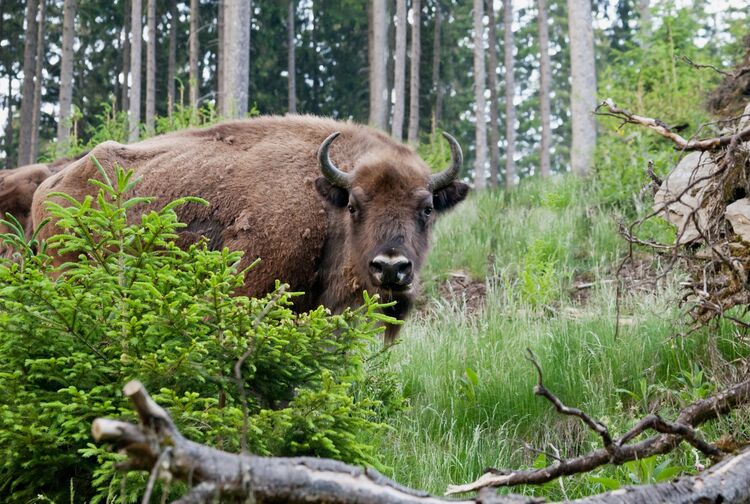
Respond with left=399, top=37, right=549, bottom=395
left=190, top=0, right=200, bottom=109
left=4, top=77, right=14, bottom=168
left=18, top=0, right=38, bottom=166
left=57, top=0, right=76, bottom=156
left=145, top=0, right=156, bottom=134
left=503, top=0, right=515, bottom=188
left=391, top=0, right=407, bottom=140
left=486, top=0, right=500, bottom=187
left=30, top=0, right=46, bottom=162
left=217, top=0, right=224, bottom=111
left=167, top=0, right=177, bottom=116
left=287, top=0, right=296, bottom=114
left=128, top=0, right=142, bottom=142
left=430, top=1, right=442, bottom=135
left=368, top=0, right=388, bottom=130
left=121, top=0, right=131, bottom=113
left=638, top=0, right=651, bottom=43
left=567, top=0, right=597, bottom=176
left=537, top=0, right=551, bottom=178
left=222, top=0, right=251, bottom=118
left=472, top=0, right=487, bottom=189
left=407, top=0, right=421, bottom=144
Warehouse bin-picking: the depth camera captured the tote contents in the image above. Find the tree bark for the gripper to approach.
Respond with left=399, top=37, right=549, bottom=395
left=222, top=0, right=251, bottom=118
left=189, top=0, right=200, bottom=110
left=430, top=1, right=442, bottom=135
left=167, top=0, right=177, bottom=117
left=638, top=0, right=651, bottom=43
left=57, top=0, right=76, bottom=156
left=486, top=0, right=500, bottom=187
left=407, top=0, right=421, bottom=144
left=216, top=0, right=224, bottom=111
left=30, top=0, right=46, bottom=162
left=287, top=0, right=297, bottom=114
left=128, top=0, right=143, bottom=142
left=95, top=380, right=750, bottom=504
left=391, top=0, right=407, bottom=140
left=145, top=0, right=156, bottom=134
left=472, top=0, right=487, bottom=189
left=18, top=0, right=38, bottom=166
left=121, top=0, right=131, bottom=113
left=368, top=0, right=388, bottom=130
left=4, top=76, right=14, bottom=168
left=567, top=0, right=597, bottom=176
left=502, top=0, right=515, bottom=189
left=537, top=0, right=551, bottom=178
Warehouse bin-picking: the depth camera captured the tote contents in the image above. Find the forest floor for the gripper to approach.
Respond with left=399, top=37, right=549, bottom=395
left=379, top=174, right=750, bottom=500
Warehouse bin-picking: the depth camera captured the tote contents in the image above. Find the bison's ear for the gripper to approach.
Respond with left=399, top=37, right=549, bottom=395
left=434, top=180, right=469, bottom=212
left=315, top=177, right=349, bottom=208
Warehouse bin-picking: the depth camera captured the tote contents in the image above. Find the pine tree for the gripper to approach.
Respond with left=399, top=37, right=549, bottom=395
left=392, top=0, right=407, bottom=140
left=537, top=0, right=552, bottom=178
left=503, top=0, right=515, bottom=188
left=190, top=0, right=200, bottom=109
left=567, top=0, right=597, bottom=176
left=473, top=0, right=487, bottom=189
left=57, top=0, right=76, bottom=155
left=288, top=0, right=297, bottom=113
left=369, top=0, right=388, bottom=129
left=30, top=0, right=46, bottom=161
left=407, top=0, right=421, bottom=144
left=430, top=1, right=442, bottom=134
left=129, top=0, right=143, bottom=141
left=145, top=0, right=156, bottom=134
left=167, top=0, right=177, bottom=116
left=486, top=0, right=500, bottom=186
left=18, top=0, right=38, bottom=166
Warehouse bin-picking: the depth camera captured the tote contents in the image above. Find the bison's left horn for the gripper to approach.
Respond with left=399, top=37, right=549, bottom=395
left=428, top=132, right=463, bottom=191
left=318, top=131, right=352, bottom=189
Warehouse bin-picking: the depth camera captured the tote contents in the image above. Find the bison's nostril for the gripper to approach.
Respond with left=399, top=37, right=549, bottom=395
left=370, top=255, right=412, bottom=287
left=369, top=261, right=383, bottom=274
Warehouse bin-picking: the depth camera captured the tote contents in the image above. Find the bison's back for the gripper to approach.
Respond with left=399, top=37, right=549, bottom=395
left=33, top=116, right=377, bottom=300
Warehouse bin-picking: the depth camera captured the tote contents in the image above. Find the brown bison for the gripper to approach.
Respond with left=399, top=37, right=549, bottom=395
left=32, top=116, right=468, bottom=341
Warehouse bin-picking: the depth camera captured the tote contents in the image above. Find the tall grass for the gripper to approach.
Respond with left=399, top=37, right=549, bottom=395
left=381, top=175, right=750, bottom=499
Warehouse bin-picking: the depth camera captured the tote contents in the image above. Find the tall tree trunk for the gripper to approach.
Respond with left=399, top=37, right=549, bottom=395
left=30, top=0, right=46, bottom=162
left=368, top=0, right=388, bottom=130
left=391, top=0, right=407, bottom=140
left=4, top=77, right=14, bottom=168
left=486, top=0, right=500, bottom=187
left=537, top=0, right=551, bottom=178
left=222, top=0, right=251, bottom=118
left=57, top=0, right=76, bottom=156
left=121, top=0, right=131, bottom=113
left=18, top=0, right=38, bottom=166
left=567, top=0, right=597, bottom=176
left=129, top=0, right=143, bottom=142
left=190, top=0, right=200, bottom=109
left=407, top=0, right=421, bottom=144
left=287, top=0, right=296, bottom=113
left=145, top=0, right=156, bottom=134
left=217, top=0, right=227, bottom=115
left=472, top=0, right=487, bottom=189
left=638, top=0, right=651, bottom=44
left=167, top=0, right=177, bottom=116
left=430, top=1, right=442, bottom=135
left=503, top=0, right=515, bottom=189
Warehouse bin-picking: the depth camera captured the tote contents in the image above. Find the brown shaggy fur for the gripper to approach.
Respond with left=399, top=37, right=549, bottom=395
left=0, top=163, right=61, bottom=257
left=32, top=116, right=468, bottom=341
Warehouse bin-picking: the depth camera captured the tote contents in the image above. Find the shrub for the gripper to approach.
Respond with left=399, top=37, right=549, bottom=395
left=0, top=163, right=396, bottom=503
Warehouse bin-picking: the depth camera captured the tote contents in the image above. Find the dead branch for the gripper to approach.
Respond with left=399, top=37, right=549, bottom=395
left=446, top=355, right=749, bottom=495
left=682, top=55, right=750, bottom=80
left=94, top=380, right=750, bottom=503
left=595, top=99, right=750, bottom=151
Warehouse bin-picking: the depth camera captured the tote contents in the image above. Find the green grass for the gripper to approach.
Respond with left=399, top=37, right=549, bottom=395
left=380, top=174, right=750, bottom=500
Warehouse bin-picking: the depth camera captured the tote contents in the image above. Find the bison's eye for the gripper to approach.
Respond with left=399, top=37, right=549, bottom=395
left=423, top=206, right=433, bottom=217
left=347, top=204, right=356, bottom=214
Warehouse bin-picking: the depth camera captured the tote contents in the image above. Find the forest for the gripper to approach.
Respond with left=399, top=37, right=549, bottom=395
left=2, top=0, right=750, bottom=502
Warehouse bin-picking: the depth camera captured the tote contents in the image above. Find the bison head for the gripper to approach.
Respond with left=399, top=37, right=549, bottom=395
left=314, top=131, right=469, bottom=342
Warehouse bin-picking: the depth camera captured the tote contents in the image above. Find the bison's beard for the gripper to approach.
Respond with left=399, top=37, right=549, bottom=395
left=376, top=287, right=415, bottom=345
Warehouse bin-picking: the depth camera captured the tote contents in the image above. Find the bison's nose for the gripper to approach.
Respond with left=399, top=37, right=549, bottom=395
left=370, top=255, right=413, bottom=288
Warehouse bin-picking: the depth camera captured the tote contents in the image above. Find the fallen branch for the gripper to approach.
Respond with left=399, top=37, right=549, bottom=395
left=94, top=380, right=750, bottom=503
left=446, top=351, right=748, bottom=495
left=595, top=99, right=750, bottom=151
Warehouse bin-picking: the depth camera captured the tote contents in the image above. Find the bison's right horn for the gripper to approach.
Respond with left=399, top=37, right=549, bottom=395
left=317, top=132, right=352, bottom=189
left=428, top=132, right=463, bottom=191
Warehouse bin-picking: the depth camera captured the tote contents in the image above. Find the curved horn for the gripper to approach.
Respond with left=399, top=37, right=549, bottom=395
left=429, top=132, right=463, bottom=191
left=317, top=131, right=352, bottom=189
